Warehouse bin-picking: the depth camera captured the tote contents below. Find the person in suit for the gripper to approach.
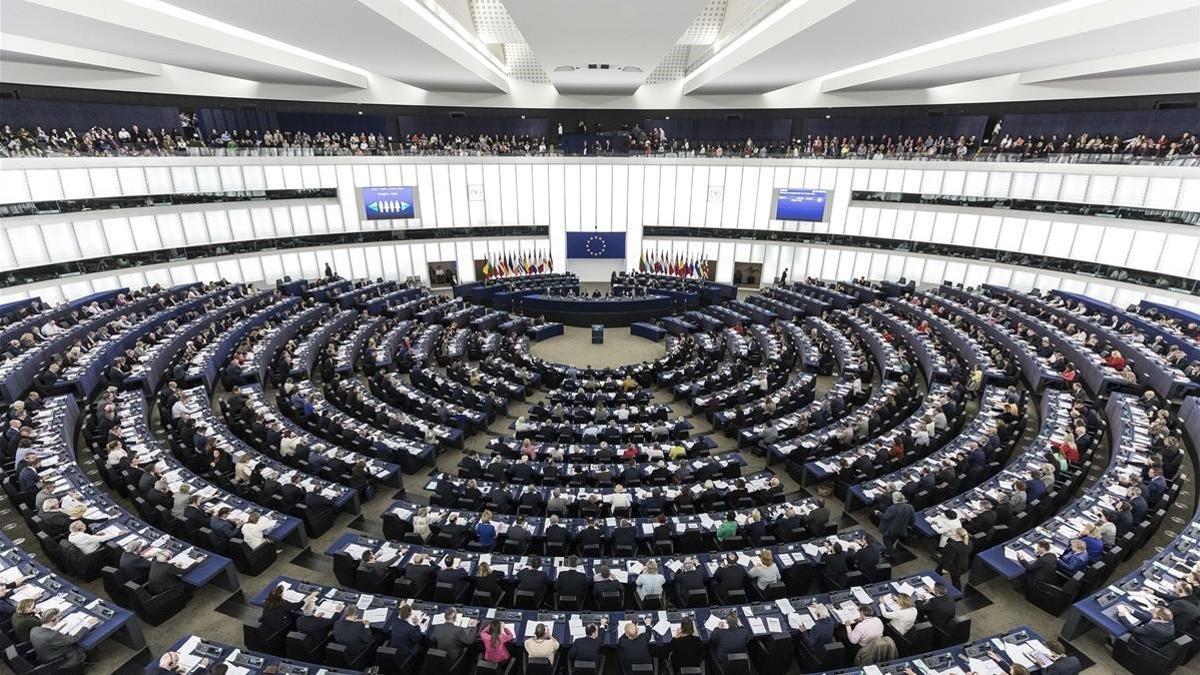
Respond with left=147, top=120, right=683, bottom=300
left=878, top=492, right=914, bottom=557
left=517, top=555, right=550, bottom=607
left=617, top=619, right=652, bottom=673
left=30, top=610, right=93, bottom=668
left=11, top=599, right=41, bottom=643
left=1168, top=582, right=1200, bottom=633
left=472, top=561, right=505, bottom=603
left=118, top=540, right=151, bottom=584
left=822, top=542, right=850, bottom=588
left=965, top=500, right=998, bottom=534
left=673, top=558, right=706, bottom=604
left=1118, top=606, right=1176, bottom=650
left=505, top=515, right=532, bottom=552
left=805, top=499, right=830, bottom=537
left=1041, top=640, right=1082, bottom=675
left=437, top=556, right=469, bottom=597
left=1020, top=540, right=1058, bottom=592
left=208, top=507, right=239, bottom=546
left=1025, top=471, right=1047, bottom=503
left=915, top=583, right=955, bottom=631
left=711, top=553, right=746, bottom=602
left=357, top=549, right=392, bottom=586
left=575, top=518, right=603, bottom=555
left=555, top=555, right=590, bottom=604
left=1143, top=467, right=1168, bottom=506
left=852, top=537, right=881, bottom=575
left=568, top=623, right=602, bottom=667
left=710, top=613, right=752, bottom=660
left=295, top=597, right=334, bottom=646
left=403, top=553, right=436, bottom=594
left=593, top=566, right=623, bottom=604
left=611, top=519, right=637, bottom=554
left=259, top=585, right=300, bottom=637
left=431, top=608, right=477, bottom=663
left=669, top=617, right=705, bottom=669
left=937, top=528, right=971, bottom=590
left=146, top=551, right=187, bottom=596
left=332, top=608, right=376, bottom=658
left=1057, top=539, right=1090, bottom=574
left=389, top=604, right=423, bottom=660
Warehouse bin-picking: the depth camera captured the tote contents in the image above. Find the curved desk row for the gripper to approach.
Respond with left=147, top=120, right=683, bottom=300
left=518, top=294, right=677, bottom=327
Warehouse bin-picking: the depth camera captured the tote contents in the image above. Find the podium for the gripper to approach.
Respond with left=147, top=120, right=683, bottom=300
left=591, top=324, right=604, bottom=344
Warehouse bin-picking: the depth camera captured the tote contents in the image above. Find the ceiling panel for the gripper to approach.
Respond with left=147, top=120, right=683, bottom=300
left=1, top=0, right=341, bottom=84
left=505, top=0, right=708, bottom=93
left=850, top=6, right=1200, bottom=91
left=156, top=0, right=504, bottom=91
left=691, top=0, right=1059, bottom=94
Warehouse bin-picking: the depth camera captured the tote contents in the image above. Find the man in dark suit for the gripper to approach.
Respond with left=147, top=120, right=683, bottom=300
left=711, top=553, right=746, bottom=602
left=358, top=550, right=391, bottom=585
left=208, top=508, right=239, bottom=546
left=1142, top=467, right=1168, bottom=506
left=1025, top=471, right=1047, bottom=503
left=965, top=500, right=997, bottom=534
left=146, top=552, right=187, bottom=596
left=651, top=515, right=673, bottom=544
left=389, top=605, right=423, bottom=660
left=709, top=613, right=751, bottom=660
left=805, top=499, right=830, bottom=537
left=280, top=476, right=304, bottom=504
left=611, top=519, right=637, bottom=553
left=431, top=608, right=477, bottom=662
left=304, top=489, right=335, bottom=513
left=332, top=608, right=376, bottom=659
left=878, top=492, right=915, bottom=557
left=673, top=558, right=706, bottom=603
left=38, top=499, right=72, bottom=539
left=29, top=610, right=90, bottom=668
left=555, top=555, right=590, bottom=603
left=439, top=515, right=469, bottom=547
left=1020, top=540, right=1058, bottom=592
left=545, top=515, right=570, bottom=551
left=436, top=556, right=469, bottom=597
left=575, top=518, right=603, bottom=555
left=1119, top=606, right=1176, bottom=650
left=295, top=602, right=335, bottom=645
left=915, top=583, right=955, bottom=630
left=517, top=555, right=550, bottom=607
left=509, top=457, right=534, bottom=483
left=851, top=537, right=881, bottom=574
left=1168, top=582, right=1200, bottom=634
left=1041, top=640, right=1081, bottom=675
left=404, top=553, right=436, bottom=593
left=821, top=542, right=850, bottom=588
left=568, top=623, right=602, bottom=666
left=592, top=566, right=623, bottom=603
left=119, top=540, right=151, bottom=584
left=774, top=507, right=804, bottom=542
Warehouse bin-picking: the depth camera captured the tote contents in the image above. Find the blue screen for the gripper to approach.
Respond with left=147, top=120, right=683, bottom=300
left=360, top=186, right=416, bottom=220
left=775, top=189, right=828, bottom=221
left=566, top=232, right=626, bottom=259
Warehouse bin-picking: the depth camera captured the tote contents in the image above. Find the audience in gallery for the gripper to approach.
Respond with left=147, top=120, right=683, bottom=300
left=2, top=114, right=1195, bottom=161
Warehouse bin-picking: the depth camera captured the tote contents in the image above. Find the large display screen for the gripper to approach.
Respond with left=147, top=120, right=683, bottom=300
left=359, top=186, right=417, bottom=220
left=774, top=188, right=828, bottom=221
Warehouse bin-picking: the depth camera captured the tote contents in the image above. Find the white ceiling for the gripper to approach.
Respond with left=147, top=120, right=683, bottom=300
left=0, top=0, right=1196, bottom=109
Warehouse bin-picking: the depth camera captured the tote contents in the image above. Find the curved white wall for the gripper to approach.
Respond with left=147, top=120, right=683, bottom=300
left=1, top=156, right=1196, bottom=309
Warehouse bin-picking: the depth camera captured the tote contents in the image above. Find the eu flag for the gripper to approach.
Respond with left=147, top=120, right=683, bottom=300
left=566, top=232, right=626, bottom=259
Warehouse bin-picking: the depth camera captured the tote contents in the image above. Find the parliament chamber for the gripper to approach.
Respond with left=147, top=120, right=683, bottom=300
left=2, top=3, right=1200, bottom=672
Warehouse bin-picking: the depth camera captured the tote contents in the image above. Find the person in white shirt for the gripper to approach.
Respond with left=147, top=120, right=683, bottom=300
left=104, top=441, right=128, bottom=468
left=844, top=605, right=884, bottom=645
left=67, top=520, right=106, bottom=555
left=880, top=593, right=918, bottom=635
left=233, top=454, right=254, bottom=484
left=604, top=485, right=633, bottom=512
left=169, top=398, right=185, bottom=420
left=933, top=408, right=948, bottom=431
left=279, top=432, right=300, bottom=457
left=635, top=560, right=665, bottom=600
left=932, top=509, right=962, bottom=548
left=241, top=512, right=272, bottom=549
left=413, top=506, right=432, bottom=542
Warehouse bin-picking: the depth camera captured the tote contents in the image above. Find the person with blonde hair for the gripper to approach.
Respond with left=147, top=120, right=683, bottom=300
left=881, top=593, right=918, bottom=635
left=747, top=549, right=780, bottom=591
left=635, top=560, right=665, bottom=600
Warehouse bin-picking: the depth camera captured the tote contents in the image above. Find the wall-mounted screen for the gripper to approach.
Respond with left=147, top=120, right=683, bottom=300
left=359, top=186, right=418, bottom=220
left=774, top=188, right=828, bottom=222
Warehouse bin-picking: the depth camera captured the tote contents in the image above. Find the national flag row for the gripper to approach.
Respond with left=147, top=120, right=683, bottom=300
left=638, top=250, right=710, bottom=278
left=481, top=250, right=554, bottom=278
